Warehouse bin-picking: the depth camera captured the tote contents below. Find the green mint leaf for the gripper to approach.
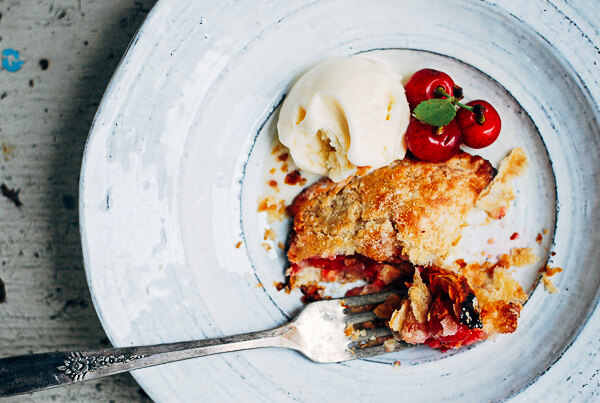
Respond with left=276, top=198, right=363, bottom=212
left=413, top=99, right=456, bottom=127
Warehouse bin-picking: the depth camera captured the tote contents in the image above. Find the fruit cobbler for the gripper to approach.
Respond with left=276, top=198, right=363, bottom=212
left=272, top=56, right=536, bottom=351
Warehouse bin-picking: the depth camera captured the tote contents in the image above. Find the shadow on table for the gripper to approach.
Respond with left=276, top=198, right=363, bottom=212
left=45, top=0, right=157, bottom=400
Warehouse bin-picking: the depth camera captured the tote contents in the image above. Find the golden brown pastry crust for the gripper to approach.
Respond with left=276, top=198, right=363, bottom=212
left=458, top=259, right=528, bottom=335
left=288, top=152, right=496, bottom=267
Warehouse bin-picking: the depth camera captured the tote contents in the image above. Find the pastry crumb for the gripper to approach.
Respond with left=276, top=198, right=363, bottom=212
left=261, top=242, right=272, bottom=252
left=388, top=300, right=410, bottom=333
left=264, top=228, right=276, bottom=241
left=269, top=168, right=276, bottom=174
left=487, top=238, right=495, bottom=245
left=510, top=247, right=538, bottom=267
left=256, top=282, right=263, bottom=288
left=344, top=323, right=355, bottom=337
left=497, top=247, right=538, bottom=268
left=543, top=228, right=549, bottom=235
left=235, top=241, right=242, bottom=249
left=540, top=265, right=563, bottom=277
left=542, top=276, right=559, bottom=294
left=284, top=170, right=307, bottom=186
left=476, top=148, right=528, bottom=219
left=274, top=281, right=290, bottom=293
left=257, top=196, right=287, bottom=223
left=510, top=232, right=519, bottom=240
left=271, top=143, right=284, bottom=155
left=393, top=360, right=401, bottom=369
left=408, top=270, right=431, bottom=324
left=535, top=233, right=543, bottom=244
left=277, top=241, right=285, bottom=250
left=346, top=327, right=367, bottom=341
left=383, top=338, right=398, bottom=352
left=540, top=265, right=562, bottom=294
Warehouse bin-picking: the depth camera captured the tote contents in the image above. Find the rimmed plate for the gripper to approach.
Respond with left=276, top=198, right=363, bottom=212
left=80, top=0, right=600, bottom=401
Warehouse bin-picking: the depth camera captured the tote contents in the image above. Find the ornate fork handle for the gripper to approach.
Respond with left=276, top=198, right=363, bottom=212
left=0, top=324, right=297, bottom=397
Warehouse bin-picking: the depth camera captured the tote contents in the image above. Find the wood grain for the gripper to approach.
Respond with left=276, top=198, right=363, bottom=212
left=0, top=0, right=156, bottom=400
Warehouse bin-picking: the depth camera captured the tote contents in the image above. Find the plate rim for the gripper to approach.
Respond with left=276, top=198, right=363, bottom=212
left=79, top=0, right=600, bottom=401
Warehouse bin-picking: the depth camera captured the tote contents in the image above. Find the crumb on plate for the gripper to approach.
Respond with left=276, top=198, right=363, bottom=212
left=384, top=338, right=398, bottom=352
left=540, top=265, right=563, bottom=277
left=271, top=143, right=284, bottom=155
left=264, top=228, right=276, bottom=241
left=542, top=276, right=559, bottom=294
left=284, top=170, right=307, bottom=186
left=274, top=281, right=290, bottom=293
left=535, top=233, right=543, bottom=244
left=497, top=247, right=538, bottom=268
left=257, top=196, right=287, bottom=223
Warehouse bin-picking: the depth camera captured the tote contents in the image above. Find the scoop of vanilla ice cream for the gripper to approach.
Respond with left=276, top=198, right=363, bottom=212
left=277, top=56, right=410, bottom=182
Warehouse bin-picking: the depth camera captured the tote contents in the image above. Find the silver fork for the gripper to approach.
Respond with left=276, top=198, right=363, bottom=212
left=0, top=291, right=407, bottom=397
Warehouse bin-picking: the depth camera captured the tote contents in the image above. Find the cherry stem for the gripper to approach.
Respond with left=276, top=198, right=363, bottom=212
left=472, top=104, right=486, bottom=125
left=434, top=86, right=486, bottom=124
left=434, top=87, right=471, bottom=109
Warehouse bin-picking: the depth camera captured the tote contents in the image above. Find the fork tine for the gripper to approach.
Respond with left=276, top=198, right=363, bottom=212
left=341, top=291, right=397, bottom=307
left=337, top=291, right=410, bottom=361
left=344, top=311, right=378, bottom=326
left=341, top=290, right=408, bottom=314
left=348, top=344, right=393, bottom=359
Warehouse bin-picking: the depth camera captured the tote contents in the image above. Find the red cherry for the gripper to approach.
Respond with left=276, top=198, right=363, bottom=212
left=406, top=118, right=461, bottom=162
left=455, top=100, right=501, bottom=149
left=404, top=68, right=456, bottom=110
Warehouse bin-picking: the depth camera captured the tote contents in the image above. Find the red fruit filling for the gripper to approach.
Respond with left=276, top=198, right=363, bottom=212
left=399, top=267, right=487, bottom=351
left=288, top=254, right=413, bottom=297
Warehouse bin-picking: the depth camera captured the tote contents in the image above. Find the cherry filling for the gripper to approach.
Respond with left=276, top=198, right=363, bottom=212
left=298, top=255, right=381, bottom=283
left=288, top=254, right=412, bottom=296
left=418, top=267, right=487, bottom=351
left=288, top=257, right=488, bottom=351
left=423, top=297, right=487, bottom=351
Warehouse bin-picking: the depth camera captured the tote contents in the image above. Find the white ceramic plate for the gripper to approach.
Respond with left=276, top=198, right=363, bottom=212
left=80, top=0, right=600, bottom=401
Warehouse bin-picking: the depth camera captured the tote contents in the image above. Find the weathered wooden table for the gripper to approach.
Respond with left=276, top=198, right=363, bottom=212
left=0, top=1, right=155, bottom=400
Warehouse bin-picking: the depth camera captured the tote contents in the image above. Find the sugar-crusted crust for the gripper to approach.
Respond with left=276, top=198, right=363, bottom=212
left=288, top=152, right=496, bottom=267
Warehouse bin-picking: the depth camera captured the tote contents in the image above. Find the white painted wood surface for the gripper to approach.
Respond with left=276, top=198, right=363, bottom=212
left=0, top=0, right=155, bottom=400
